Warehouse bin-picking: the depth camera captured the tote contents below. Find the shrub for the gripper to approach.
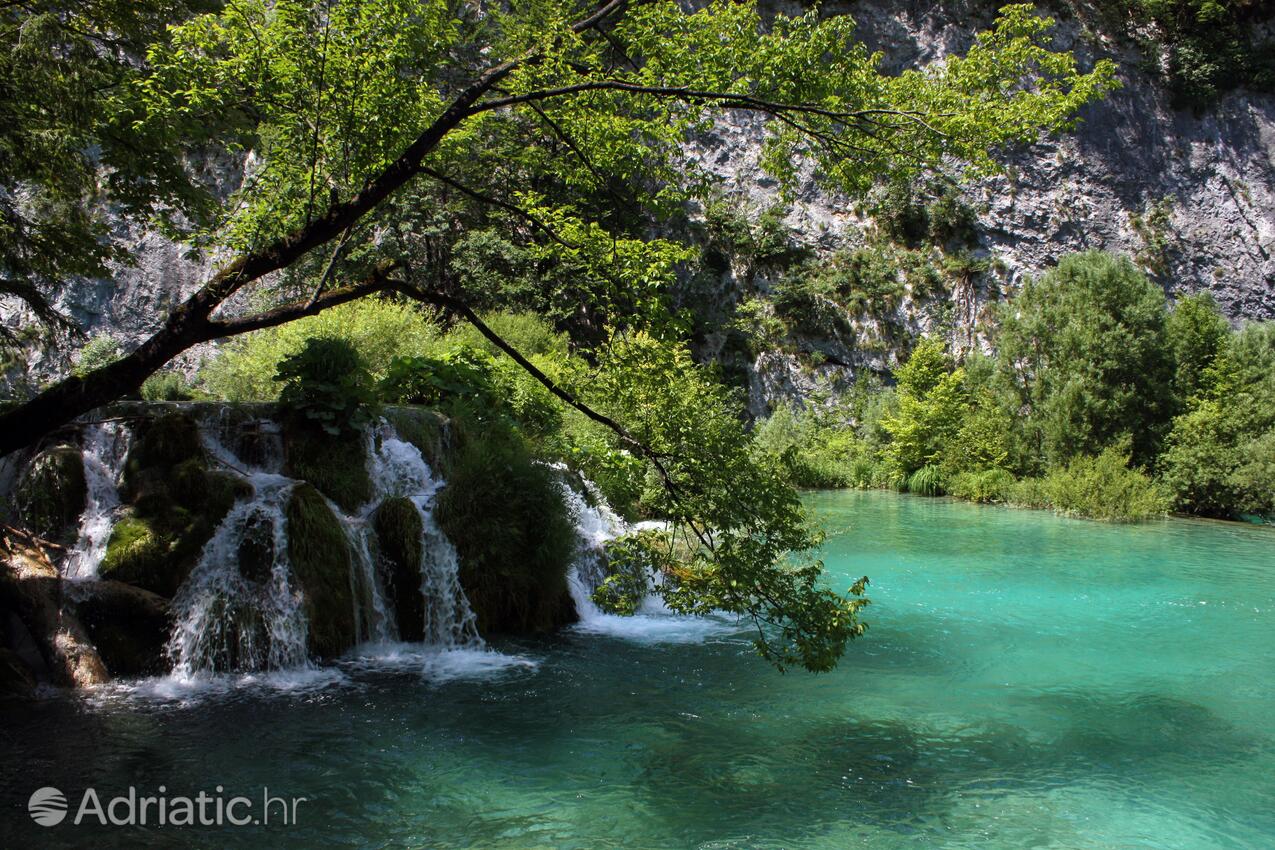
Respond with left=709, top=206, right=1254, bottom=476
left=74, top=334, right=123, bottom=377
left=948, top=468, right=1015, bottom=503
left=276, top=337, right=378, bottom=436
left=1042, top=447, right=1170, bottom=522
left=141, top=370, right=195, bottom=401
left=906, top=464, right=945, bottom=496
left=201, top=299, right=439, bottom=401
left=436, top=421, right=577, bottom=634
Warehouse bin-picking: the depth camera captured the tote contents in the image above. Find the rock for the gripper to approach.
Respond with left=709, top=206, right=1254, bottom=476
left=283, top=423, right=372, bottom=513
left=15, top=445, right=86, bottom=542
left=0, top=543, right=110, bottom=687
left=0, top=648, right=36, bottom=696
left=373, top=497, right=424, bottom=639
left=285, top=484, right=356, bottom=658
left=100, top=412, right=250, bottom=597
left=71, top=581, right=171, bottom=677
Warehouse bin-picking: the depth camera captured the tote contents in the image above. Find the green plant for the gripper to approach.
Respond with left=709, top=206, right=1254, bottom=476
left=594, top=531, right=673, bottom=615
left=276, top=337, right=378, bottom=436
left=436, top=422, right=577, bottom=634
left=201, top=299, right=439, bottom=401
left=906, top=464, right=945, bottom=496
left=948, top=468, right=1015, bottom=503
left=141, top=370, right=195, bottom=401
left=74, top=335, right=123, bottom=378
left=1042, top=446, right=1170, bottom=522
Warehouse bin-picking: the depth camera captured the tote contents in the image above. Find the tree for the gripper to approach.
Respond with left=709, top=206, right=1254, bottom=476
left=994, top=251, right=1174, bottom=470
left=0, top=1, right=1114, bottom=452
left=1166, top=291, right=1230, bottom=404
left=882, top=337, right=969, bottom=480
left=0, top=1, right=1116, bottom=670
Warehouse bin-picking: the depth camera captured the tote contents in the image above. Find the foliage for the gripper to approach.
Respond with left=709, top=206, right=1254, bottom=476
left=882, top=338, right=969, bottom=480
left=1165, top=292, right=1230, bottom=403
left=73, top=335, right=123, bottom=378
left=948, top=467, right=1016, bottom=503
left=1040, top=446, right=1170, bottom=522
left=594, top=531, right=673, bottom=615
left=1159, top=322, right=1275, bottom=517
left=141, top=370, right=196, bottom=402
left=201, top=299, right=439, bottom=401
left=1099, top=0, right=1275, bottom=108
left=995, top=251, right=1175, bottom=469
left=590, top=333, right=869, bottom=671
left=276, top=337, right=378, bottom=436
left=435, top=421, right=578, bottom=634
left=906, top=464, right=945, bottom=497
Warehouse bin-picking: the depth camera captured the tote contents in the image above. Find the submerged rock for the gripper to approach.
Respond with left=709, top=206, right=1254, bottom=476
left=285, top=484, right=356, bottom=658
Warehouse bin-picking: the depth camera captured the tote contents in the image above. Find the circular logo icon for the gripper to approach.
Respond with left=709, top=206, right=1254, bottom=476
left=28, top=787, right=67, bottom=827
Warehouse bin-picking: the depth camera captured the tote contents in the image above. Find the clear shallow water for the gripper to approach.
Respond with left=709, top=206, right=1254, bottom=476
left=3, top=491, right=1274, bottom=849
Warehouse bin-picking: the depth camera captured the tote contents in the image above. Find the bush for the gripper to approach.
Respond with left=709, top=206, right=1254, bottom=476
left=436, top=421, right=578, bottom=634
left=948, top=468, right=1015, bottom=503
left=905, top=464, right=945, bottom=496
left=1042, top=447, right=1170, bottom=522
left=74, top=334, right=122, bottom=377
left=141, top=370, right=195, bottom=401
left=276, top=337, right=378, bottom=436
left=201, top=299, right=439, bottom=401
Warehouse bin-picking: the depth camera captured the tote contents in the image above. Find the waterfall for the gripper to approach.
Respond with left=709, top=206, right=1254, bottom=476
left=62, top=421, right=131, bottom=581
left=367, top=423, right=481, bottom=647
left=555, top=472, right=628, bottom=622
left=166, top=472, right=309, bottom=675
left=556, top=469, right=727, bottom=642
left=165, top=417, right=482, bottom=677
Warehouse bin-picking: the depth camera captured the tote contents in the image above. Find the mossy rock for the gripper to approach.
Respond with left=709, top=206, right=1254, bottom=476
left=373, top=497, right=424, bottom=639
left=123, top=412, right=203, bottom=487
left=284, top=424, right=371, bottom=513
left=16, top=445, right=86, bottom=542
left=285, top=484, right=355, bottom=658
left=103, top=413, right=251, bottom=597
left=74, top=581, right=171, bottom=677
left=436, top=428, right=578, bottom=635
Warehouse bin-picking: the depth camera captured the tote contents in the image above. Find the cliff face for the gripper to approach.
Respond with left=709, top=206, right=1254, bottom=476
left=12, top=2, right=1275, bottom=405
left=688, top=0, right=1275, bottom=413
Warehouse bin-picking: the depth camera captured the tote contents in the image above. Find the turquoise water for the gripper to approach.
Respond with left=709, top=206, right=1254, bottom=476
left=3, top=491, right=1274, bottom=849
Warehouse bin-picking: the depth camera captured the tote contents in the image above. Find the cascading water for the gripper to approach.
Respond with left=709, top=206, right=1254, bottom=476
left=166, top=472, right=309, bottom=676
left=555, top=468, right=727, bottom=642
left=554, top=471, right=628, bottom=621
left=367, top=423, right=481, bottom=647
left=165, top=415, right=483, bottom=678
left=62, top=421, right=131, bottom=580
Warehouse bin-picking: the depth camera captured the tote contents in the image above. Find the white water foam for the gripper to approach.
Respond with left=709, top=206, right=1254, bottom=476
left=62, top=421, right=130, bottom=580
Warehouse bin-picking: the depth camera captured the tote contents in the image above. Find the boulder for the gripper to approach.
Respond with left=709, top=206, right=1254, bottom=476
left=285, top=484, right=355, bottom=658
left=373, top=497, right=424, bottom=639
left=15, top=445, right=86, bottom=542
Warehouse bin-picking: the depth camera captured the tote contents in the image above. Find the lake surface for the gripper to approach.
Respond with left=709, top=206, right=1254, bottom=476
left=3, top=491, right=1273, bottom=849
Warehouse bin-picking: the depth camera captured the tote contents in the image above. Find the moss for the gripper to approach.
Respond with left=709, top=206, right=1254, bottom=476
left=285, top=484, right=355, bottom=658
left=104, top=412, right=250, bottom=597
left=284, top=422, right=372, bottom=513
left=373, top=497, right=424, bottom=639
left=16, top=445, right=86, bottom=541
left=124, top=412, right=203, bottom=478
left=436, top=424, right=577, bottom=635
